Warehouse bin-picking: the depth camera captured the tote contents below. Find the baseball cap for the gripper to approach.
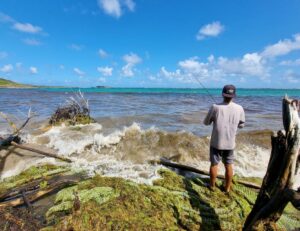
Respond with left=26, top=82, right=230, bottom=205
left=222, top=85, right=236, bottom=98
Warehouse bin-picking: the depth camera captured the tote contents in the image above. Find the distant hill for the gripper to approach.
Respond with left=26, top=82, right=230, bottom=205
left=0, top=78, right=34, bottom=88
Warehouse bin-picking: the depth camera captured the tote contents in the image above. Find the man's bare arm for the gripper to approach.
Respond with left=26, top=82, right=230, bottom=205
left=204, top=106, right=214, bottom=125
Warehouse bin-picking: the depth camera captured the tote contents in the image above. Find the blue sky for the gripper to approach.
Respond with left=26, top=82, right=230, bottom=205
left=0, top=0, right=300, bottom=88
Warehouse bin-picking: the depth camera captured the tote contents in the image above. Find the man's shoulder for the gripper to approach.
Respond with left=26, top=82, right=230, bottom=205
left=231, top=102, right=244, bottom=110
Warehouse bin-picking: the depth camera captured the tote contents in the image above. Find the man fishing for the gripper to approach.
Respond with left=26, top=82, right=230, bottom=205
left=204, top=85, right=245, bottom=193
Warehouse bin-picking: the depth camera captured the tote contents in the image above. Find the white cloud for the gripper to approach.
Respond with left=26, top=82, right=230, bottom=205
left=122, top=53, right=142, bottom=77
left=149, top=75, right=159, bottom=81
left=0, top=12, right=46, bottom=36
left=73, top=67, right=85, bottom=77
left=98, top=0, right=121, bottom=18
left=159, top=53, right=269, bottom=84
left=283, top=70, right=300, bottom=83
left=23, top=38, right=42, bottom=46
left=98, top=49, right=108, bottom=58
left=196, top=21, right=224, bottom=40
left=261, top=34, right=300, bottom=58
left=97, top=66, right=113, bottom=76
left=159, top=33, right=300, bottom=84
left=12, top=22, right=42, bottom=34
left=160, top=67, right=182, bottom=80
left=97, top=0, right=135, bottom=18
left=0, top=12, right=15, bottom=23
left=123, top=53, right=141, bottom=64
left=0, top=64, right=13, bottom=73
left=280, top=59, right=300, bottom=66
left=207, top=55, right=215, bottom=63
left=124, top=0, right=135, bottom=11
left=69, top=44, right=84, bottom=51
left=0, top=51, right=8, bottom=59
left=29, top=66, right=38, bottom=74
left=179, top=57, right=209, bottom=76
left=16, top=62, right=22, bottom=69
left=98, top=77, right=106, bottom=83
left=218, top=53, right=268, bottom=77
left=122, top=64, right=134, bottom=77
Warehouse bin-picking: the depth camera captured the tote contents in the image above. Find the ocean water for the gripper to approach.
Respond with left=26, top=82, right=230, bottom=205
left=0, top=88, right=299, bottom=187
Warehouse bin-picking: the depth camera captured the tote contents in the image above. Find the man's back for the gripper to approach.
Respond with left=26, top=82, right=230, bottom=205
left=204, top=102, right=245, bottom=150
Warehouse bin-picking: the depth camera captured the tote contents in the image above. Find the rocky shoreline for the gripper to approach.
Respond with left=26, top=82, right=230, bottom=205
left=0, top=164, right=299, bottom=231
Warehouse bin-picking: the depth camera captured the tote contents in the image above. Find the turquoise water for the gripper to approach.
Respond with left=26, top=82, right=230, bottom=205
left=40, top=88, right=300, bottom=97
left=0, top=88, right=299, bottom=135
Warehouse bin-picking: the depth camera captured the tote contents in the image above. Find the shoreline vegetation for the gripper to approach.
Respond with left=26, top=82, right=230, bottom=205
left=0, top=78, right=35, bottom=88
left=1, top=78, right=300, bottom=91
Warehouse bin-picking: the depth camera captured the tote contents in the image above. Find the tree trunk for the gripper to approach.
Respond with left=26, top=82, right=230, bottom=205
left=243, top=96, right=300, bottom=230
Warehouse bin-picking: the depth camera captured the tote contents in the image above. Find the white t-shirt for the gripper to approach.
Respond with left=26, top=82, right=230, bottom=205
left=204, top=102, right=245, bottom=150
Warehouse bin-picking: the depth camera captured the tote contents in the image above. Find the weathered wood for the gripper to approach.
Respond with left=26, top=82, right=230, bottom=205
left=0, top=173, right=86, bottom=208
left=0, top=170, right=69, bottom=201
left=151, top=158, right=261, bottom=189
left=10, top=141, right=72, bottom=163
left=0, top=110, right=72, bottom=163
left=0, top=173, right=89, bottom=207
left=283, top=188, right=300, bottom=210
left=0, top=180, right=77, bottom=208
left=243, top=97, right=300, bottom=230
left=21, top=190, right=33, bottom=212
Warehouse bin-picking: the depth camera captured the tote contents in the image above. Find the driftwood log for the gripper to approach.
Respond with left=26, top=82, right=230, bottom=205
left=151, top=158, right=261, bottom=189
left=243, top=96, right=300, bottom=230
left=10, top=141, right=72, bottom=163
left=0, top=173, right=87, bottom=208
left=0, top=109, right=72, bottom=163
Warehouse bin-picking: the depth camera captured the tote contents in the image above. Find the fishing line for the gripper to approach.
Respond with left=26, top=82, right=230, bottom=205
left=192, top=76, right=217, bottom=104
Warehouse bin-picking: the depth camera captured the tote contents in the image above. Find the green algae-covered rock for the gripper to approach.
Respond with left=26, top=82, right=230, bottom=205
left=1, top=165, right=299, bottom=231
left=0, top=164, right=69, bottom=195
left=46, top=185, right=119, bottom=220
left=43, top=169, right=300, bottom=231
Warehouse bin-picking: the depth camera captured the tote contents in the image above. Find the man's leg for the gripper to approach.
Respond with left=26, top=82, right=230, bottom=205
left=224, top=164, right=233, bottom=192
left=209, top=147, right=220, bottom=190
left=210, top=164, right=218, bottom=189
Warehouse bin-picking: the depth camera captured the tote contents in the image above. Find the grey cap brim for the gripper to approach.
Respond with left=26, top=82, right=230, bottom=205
left=222, top=93, right=236, bottom=98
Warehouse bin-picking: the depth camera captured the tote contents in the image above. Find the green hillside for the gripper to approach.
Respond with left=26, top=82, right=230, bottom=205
left=0, top=78, right=33, bottom=88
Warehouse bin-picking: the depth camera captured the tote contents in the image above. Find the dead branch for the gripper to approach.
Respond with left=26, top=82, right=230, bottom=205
left=0, top=109, right=72, bottom=163
left=14, top=108, right=35, bottom=136
left=0, top=112, right=18, bottom=133
left=21, top=190, right=33, bottom=213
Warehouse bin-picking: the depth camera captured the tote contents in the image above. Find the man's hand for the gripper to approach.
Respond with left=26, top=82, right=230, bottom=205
left=238, top=121, right=245, bottom=128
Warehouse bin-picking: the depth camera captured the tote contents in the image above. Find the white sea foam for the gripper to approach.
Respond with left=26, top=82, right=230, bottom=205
left=234, top=145, right=270, bottom=177
left=0, top=157, right=58, bottom=180
left=22, top=123, right=162, bottom=184
left=3, top=122, right=298, bottom=188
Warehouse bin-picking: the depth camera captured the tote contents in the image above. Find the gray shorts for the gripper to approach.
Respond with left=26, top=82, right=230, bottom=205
left=210, top=146, right=234, bottom=165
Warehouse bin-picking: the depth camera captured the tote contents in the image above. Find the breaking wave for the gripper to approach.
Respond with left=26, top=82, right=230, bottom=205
left=5, top=122, right=268, bottom=179
left=2, top=121, right=298, bottom=188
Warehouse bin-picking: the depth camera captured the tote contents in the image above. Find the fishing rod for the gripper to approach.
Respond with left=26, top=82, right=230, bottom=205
left=193, top=76, right=217, bottom=104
